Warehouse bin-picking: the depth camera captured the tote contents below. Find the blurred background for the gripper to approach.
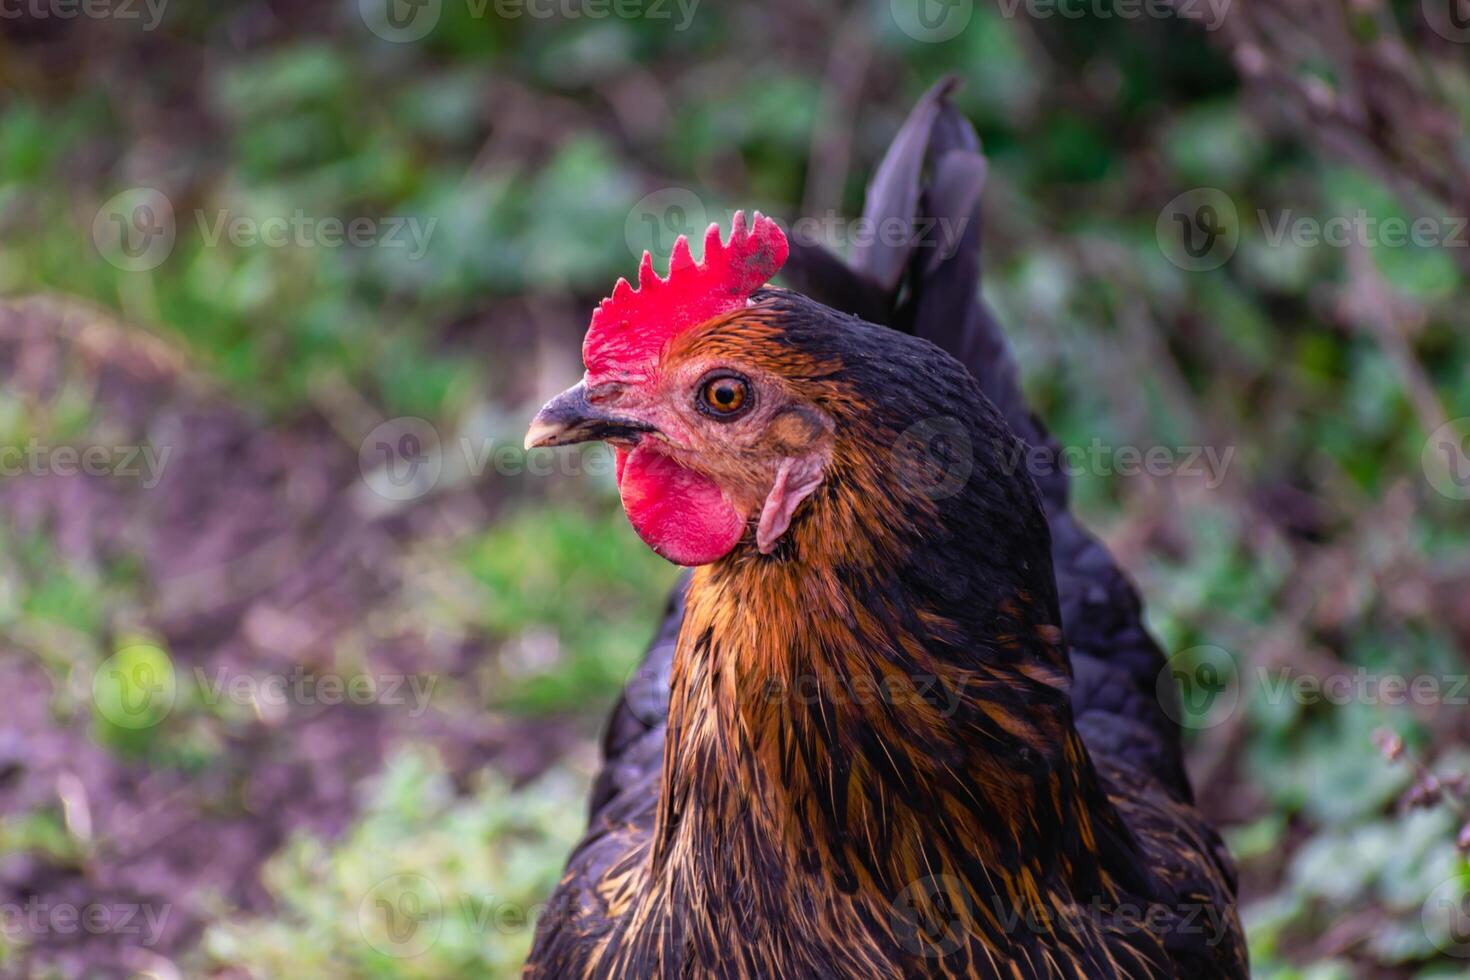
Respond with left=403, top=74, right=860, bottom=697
left=1, top=0, right=1469, bottom=976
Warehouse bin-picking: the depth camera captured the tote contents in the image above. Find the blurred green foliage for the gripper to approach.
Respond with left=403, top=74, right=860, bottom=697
left=205, top=747, right=587, bottom=976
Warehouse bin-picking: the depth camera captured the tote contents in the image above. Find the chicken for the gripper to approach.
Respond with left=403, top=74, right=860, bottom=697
left=522, top=79, right=1248, bottom=979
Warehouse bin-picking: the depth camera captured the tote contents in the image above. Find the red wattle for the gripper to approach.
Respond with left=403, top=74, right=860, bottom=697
left=615, top=444, right=744, bottom=566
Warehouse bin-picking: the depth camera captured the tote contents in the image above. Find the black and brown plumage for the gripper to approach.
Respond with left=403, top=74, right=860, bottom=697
left=522, top=79, right=1248, bottom=979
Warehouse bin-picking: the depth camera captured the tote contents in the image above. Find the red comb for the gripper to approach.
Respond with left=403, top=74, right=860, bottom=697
left=583, top=210, right=788, bottom=383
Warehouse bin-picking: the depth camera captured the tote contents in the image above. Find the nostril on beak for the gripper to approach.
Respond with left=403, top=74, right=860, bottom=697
left=525, top=381, right=654, bottom=450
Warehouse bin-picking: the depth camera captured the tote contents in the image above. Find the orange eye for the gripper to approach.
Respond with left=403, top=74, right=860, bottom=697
left=698, top=375, right=751, bottom=418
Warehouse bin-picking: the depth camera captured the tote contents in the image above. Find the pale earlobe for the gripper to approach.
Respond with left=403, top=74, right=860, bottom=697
left=756, top=455, right=825, bottom=554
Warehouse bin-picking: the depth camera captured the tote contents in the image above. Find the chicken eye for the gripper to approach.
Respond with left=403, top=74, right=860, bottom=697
left=696, top=374, right=751, bottom=419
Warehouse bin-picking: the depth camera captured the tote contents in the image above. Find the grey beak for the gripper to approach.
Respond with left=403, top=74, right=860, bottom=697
left=524, top=381, right=654, bottom=450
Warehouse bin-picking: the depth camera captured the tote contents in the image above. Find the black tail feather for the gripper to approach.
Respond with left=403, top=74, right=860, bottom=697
left=858, top=80, right=1190, bottom=798
left=851, top=75, right=964, bottom=294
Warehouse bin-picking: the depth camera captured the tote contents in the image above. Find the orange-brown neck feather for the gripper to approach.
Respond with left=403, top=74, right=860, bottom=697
left=609, top=329, right=1153, bottom=976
